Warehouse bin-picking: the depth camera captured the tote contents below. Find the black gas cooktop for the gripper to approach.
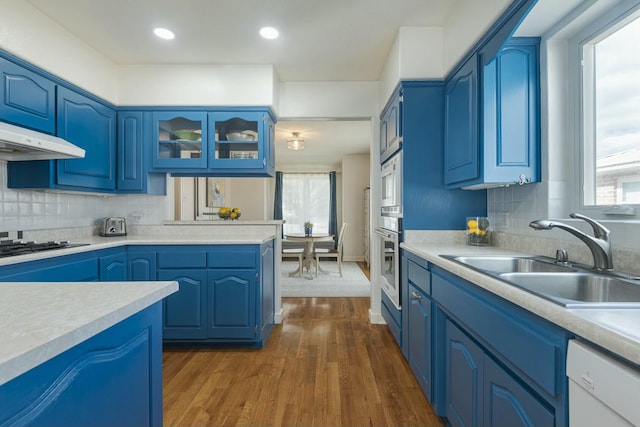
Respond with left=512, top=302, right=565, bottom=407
left=0, top=240, right=90, bottom=258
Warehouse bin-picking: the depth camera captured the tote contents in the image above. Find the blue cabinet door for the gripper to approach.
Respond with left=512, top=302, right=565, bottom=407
left=0, top=56, right=56, bottom=134
left=152, top=111, right=207, bottom=169
left=117, top=112, right=166, bottom=195
left=99, top=252, right=127, bottom=281
left=159, top=269, right=208, bottom=340
left=128, top=251, right=157, bottom=281
left=57, top=86, right=116, bottom=190
left=207, top=269, right=256, bottom=340
left=380, top=89, right=402, bottom=163
left=483, top=355, right=555, bottom=427
left=408, top=283, right=433, bottom=402
left=444, top=55, right=479, bottom=186
left=117, top=111, right=145, bottom=192
left=207, top=111, right=266, bottom=172
left=445, top=318, right=484, bottom=427
left=483, top=38, right=540, bottom=186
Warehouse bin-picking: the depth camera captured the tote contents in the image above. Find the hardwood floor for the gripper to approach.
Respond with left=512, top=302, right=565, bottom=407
left=163, top=297, right=444, bottom=427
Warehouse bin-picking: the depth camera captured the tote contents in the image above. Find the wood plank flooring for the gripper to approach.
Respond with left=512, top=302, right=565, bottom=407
left=163, top=296, right=444, bottom=427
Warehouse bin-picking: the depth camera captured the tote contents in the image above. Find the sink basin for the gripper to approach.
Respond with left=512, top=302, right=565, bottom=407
left=440, top=254, right=640, bottom=308
left=499, top=272, right=640, bottom=308
left=445, top=255, right=576, bottom=274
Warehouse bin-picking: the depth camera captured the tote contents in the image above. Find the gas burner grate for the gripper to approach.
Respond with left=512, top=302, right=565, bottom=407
left=0, top=240, right=89, bottom=258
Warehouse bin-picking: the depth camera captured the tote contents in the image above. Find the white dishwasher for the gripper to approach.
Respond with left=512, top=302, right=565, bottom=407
left=567, top=339, right=640, bottom=427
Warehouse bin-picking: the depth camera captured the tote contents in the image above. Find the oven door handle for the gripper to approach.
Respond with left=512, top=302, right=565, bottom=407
left=374, top=229, right=394, bottom=239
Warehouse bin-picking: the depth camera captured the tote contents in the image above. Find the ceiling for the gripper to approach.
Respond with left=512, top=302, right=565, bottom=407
left=23, top=0, right=461, bottom=169
left=22, top=0, right=569, bottom=169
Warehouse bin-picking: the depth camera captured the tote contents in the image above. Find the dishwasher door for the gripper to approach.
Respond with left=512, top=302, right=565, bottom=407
left=567, top=339, right=640, bottom=427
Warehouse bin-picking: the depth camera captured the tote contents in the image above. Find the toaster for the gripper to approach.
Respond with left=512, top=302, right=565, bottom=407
left=101, top=217, right=127, bottom=237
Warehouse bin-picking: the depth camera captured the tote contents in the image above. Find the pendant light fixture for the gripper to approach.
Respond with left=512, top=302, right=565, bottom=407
left=287, top=132, right=305, bottom=150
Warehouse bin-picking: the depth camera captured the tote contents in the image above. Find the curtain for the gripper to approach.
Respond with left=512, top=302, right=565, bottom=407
left=329, top=171, right=337, bottom=248
left=273, top=171, right=283, bottom=238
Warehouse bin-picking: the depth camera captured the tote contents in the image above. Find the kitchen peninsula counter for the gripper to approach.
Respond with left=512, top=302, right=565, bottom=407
left=0, top=280, right=178, bottom=387
left=401, top=238, right=640, bottom=367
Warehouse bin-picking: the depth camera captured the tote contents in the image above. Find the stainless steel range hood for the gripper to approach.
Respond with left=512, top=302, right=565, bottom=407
left=0, top=121, right=85, bottom=161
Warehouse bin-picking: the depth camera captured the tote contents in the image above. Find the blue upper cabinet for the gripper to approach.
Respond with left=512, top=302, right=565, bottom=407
left=444, top=55, right=480, bottom=186
left=152, top=111, right=208, bottom=169
left=151, top=108, right=275, bottom=177
left=117, top=111, right=166, bottom=194
left=56, top=87, right=116, bottom=190
left=380, top=89, right=402, bottom=163
left=0, top=56, right=56, bottom=134
left=444, top=38, right=540, bottom=189
left=7, top=86, right=118, bottom=193
left=481, top=38, right=540, bottom=188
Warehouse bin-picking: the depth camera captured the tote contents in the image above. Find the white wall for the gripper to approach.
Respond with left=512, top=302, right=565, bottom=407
left=117, top=64, right=277, bottom=107
left=442, top=0, right=512, bottom=75
left=378, top=27, right=444, bottom=108
left=341, top=154, right=371, bottom=261
left=0, top=0, right=119, bottom=103
left=278, top=81, right=379, bottom=119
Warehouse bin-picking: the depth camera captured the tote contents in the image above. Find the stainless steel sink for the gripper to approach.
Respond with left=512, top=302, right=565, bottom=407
left=440, top=254, right=640, bottom=308
left=448, top=255, right=576, bottom=274
left=499, top=272, right=640, bottom=308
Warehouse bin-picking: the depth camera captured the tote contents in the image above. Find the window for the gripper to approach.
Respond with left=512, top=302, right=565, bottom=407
left=282, top=173, right=330, bottom=235
left=580, top=9, right=640, bottom=208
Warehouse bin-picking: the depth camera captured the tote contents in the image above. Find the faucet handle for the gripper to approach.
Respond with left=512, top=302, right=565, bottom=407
left=555, top=249, right=569, bottom=263
left=569, top=213, right=610, bottom=239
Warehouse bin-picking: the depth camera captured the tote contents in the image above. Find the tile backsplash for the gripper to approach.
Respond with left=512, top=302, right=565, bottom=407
left=0, top=161, right=167, bottom=231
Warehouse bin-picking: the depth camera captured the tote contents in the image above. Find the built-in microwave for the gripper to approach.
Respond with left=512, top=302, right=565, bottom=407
left=381, top=151, right=402, bottom=217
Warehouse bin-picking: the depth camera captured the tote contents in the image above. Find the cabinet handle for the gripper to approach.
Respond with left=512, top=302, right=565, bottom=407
left=411, top=291, right=422, bottom=300
left=263, top=158, right=266, bottom=166
left=256, top=273, right=259, bottom=282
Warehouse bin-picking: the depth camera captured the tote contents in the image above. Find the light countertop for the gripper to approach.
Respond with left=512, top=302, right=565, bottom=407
left=0, top=280, right=178, bottom=387
left=401, top=241, right=640, bottom=367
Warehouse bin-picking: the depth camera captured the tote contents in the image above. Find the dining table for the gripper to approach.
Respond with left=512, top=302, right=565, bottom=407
left=284, top=233, right=334, bottom=278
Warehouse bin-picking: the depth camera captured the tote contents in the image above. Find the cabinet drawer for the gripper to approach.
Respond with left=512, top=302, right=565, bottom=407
left=157, top=249, right=207, bottom=269
left=432, top=268, right=566, bottom=397
left=407, top=258, right=430, bottom=295
left=207, top=247, right=256, bottom=269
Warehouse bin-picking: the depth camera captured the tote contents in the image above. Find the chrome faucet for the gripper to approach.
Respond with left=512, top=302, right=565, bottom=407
left=529, top=213, right=613, bottom=271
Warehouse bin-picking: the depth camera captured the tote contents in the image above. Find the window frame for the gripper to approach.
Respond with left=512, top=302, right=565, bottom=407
left=571, top=1, right=640, bottom=219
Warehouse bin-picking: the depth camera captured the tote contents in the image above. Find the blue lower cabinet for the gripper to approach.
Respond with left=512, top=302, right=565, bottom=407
left=0, top=253, right=99, bottom=282
left=0, top=302, right=163, bottom=427
left=207, top=269, right=256, bottom=340
left=380, top=289, right=402, bottom=347
left=445, top=318, right=484, bottom=427
left=99, top=251, right=127, bottom=281
left=128, top=251, right=157, bottom=281
left=407, top=283, right=433, bottom=402
left=483, top=355, right=555, bottom=427
left=159, top=269, right=208, bottom=340
left=432, top=265, right=570, bottom=427
left=140, top=243, right=274, bottom=347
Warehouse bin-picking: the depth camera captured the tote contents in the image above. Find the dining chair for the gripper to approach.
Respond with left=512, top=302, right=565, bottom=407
left=282, top=247, right=305, bottom=277
left=315, top=222, right=347, bottom=277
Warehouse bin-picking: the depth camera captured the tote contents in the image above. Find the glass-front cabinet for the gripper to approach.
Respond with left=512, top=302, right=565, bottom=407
left=153, top=111, right=207, bottom=169
left=209, top=112, right=263, bottom=169
left=151, top=108, right=275, bottom=176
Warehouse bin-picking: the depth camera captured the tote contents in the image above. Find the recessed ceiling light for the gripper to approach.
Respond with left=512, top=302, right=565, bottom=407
left=153, top=27, right=175, bottom=40
left=259, top=26, right=279, bottom=40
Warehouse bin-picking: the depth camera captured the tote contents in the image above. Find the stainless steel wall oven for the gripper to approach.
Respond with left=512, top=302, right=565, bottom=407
left=374, top=215, right=401, bottom=309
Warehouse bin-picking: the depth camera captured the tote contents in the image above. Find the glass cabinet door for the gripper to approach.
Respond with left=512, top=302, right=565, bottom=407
left=153, top=111, right=208, bottom=169
left=209, top=112, right=264, bottom=168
